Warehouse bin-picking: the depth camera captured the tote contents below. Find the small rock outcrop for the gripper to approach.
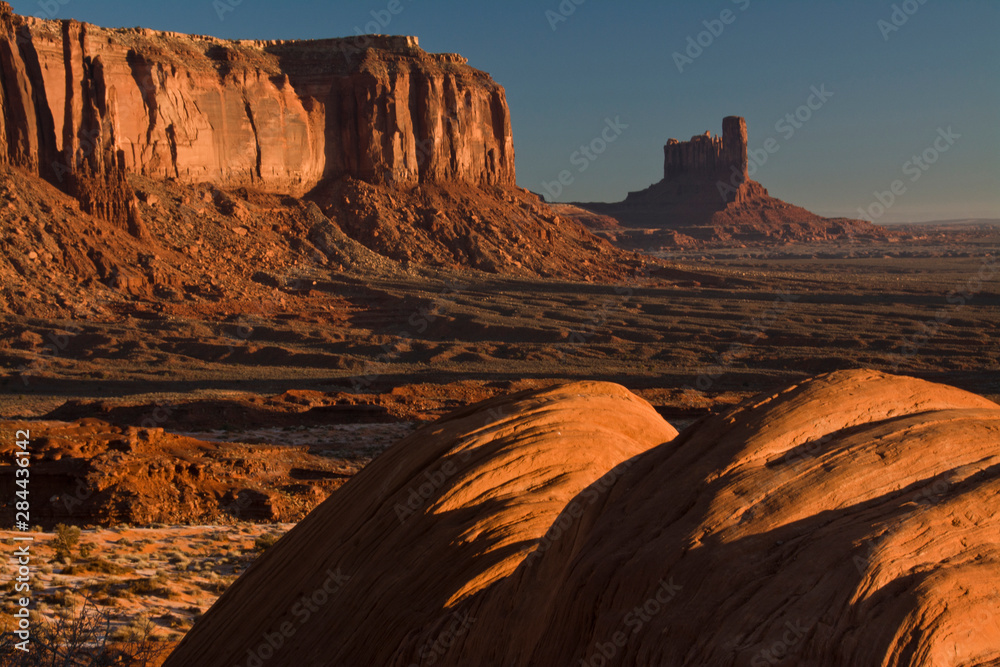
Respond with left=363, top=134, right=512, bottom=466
left=165, top=370, right=1000, bottom=666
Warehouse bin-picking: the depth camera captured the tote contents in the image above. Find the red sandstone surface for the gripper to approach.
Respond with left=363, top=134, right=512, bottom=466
left=165, top=371, right=1000, bottom=666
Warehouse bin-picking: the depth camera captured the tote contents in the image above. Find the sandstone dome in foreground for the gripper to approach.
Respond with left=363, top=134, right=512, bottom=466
left=166, top=370, right=1000, bottom=666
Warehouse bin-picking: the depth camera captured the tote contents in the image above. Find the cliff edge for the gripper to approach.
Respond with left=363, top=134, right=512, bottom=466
left=0, top=5, right=513, bottom=197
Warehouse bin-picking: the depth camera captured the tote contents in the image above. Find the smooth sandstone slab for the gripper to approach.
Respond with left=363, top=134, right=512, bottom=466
left=164, top=380, right=676, bottom=666
left=167, top=370, right=1000, bottom=666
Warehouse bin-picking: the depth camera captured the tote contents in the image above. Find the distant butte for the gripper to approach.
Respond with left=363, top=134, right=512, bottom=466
left=573, top=116, right=888, bottom=248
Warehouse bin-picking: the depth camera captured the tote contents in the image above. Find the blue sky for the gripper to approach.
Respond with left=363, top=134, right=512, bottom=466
left=9, top=0, right=999, bottom=223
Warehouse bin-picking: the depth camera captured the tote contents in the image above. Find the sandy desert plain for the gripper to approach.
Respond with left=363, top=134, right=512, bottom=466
left=1, top=2, right=999, bottom=666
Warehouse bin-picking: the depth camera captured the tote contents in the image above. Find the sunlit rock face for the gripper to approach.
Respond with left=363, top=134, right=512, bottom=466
left=0, top=2, right=514, bottom=229
left=166, top=371, right=1000, bottom=666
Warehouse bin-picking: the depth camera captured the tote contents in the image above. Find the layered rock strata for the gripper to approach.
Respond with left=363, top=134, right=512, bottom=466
left=0, top=2, right=514, bottom=230
left=166, top=370, right=1000, bottom=666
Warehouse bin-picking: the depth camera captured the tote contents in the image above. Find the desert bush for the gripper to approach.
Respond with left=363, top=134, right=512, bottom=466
left=196, top=577, right=231, bottom=594
left=48, top=589, right=78, bottom=609
left=110, top=616, right=156, bottom=643
left=62, top=558, right=131, bottom=576
left=253, top=533, right=279, bottom=552
left=0, top=597, right=167, bottom=666
left=52, top=524, right=81, bottom=562
left=124, top=576, right=170, bottom=598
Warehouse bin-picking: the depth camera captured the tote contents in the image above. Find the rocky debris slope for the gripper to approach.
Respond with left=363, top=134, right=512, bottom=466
left=314, top=177, right=635, bottom=277
left=0, top=166, right=367, bottom=319
left=0, top=163, right=643, bottom=326
left=166, top=370, right=1000, bottom=666
left=576, top=117, right=887, bottom=249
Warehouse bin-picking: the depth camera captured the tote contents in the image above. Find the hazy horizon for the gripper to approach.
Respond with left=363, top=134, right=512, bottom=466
left=8, top=0, right=998, bottom=224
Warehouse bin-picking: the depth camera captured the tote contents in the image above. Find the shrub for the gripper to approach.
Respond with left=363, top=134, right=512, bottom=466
left=0, top=598, right=168, bottom=666
left=52, top=524, right=81, bottom=562
left=253, top=533, right=280, bottom=553
left=124, top=576, right=170, bottom=598
left=62, top=558, right=131, bottom=576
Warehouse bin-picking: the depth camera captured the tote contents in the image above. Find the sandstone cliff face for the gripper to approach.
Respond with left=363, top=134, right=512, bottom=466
left=0, top=2, right=514, bottom=222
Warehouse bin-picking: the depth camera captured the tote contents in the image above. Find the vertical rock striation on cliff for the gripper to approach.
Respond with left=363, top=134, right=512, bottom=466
left=0, top=3, right=644, bottom=283
left=663, top=115, right=747, bottom=185
left=1, top=6, right=145, bottom=234
left=0, top=2, right=515, bottom=232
